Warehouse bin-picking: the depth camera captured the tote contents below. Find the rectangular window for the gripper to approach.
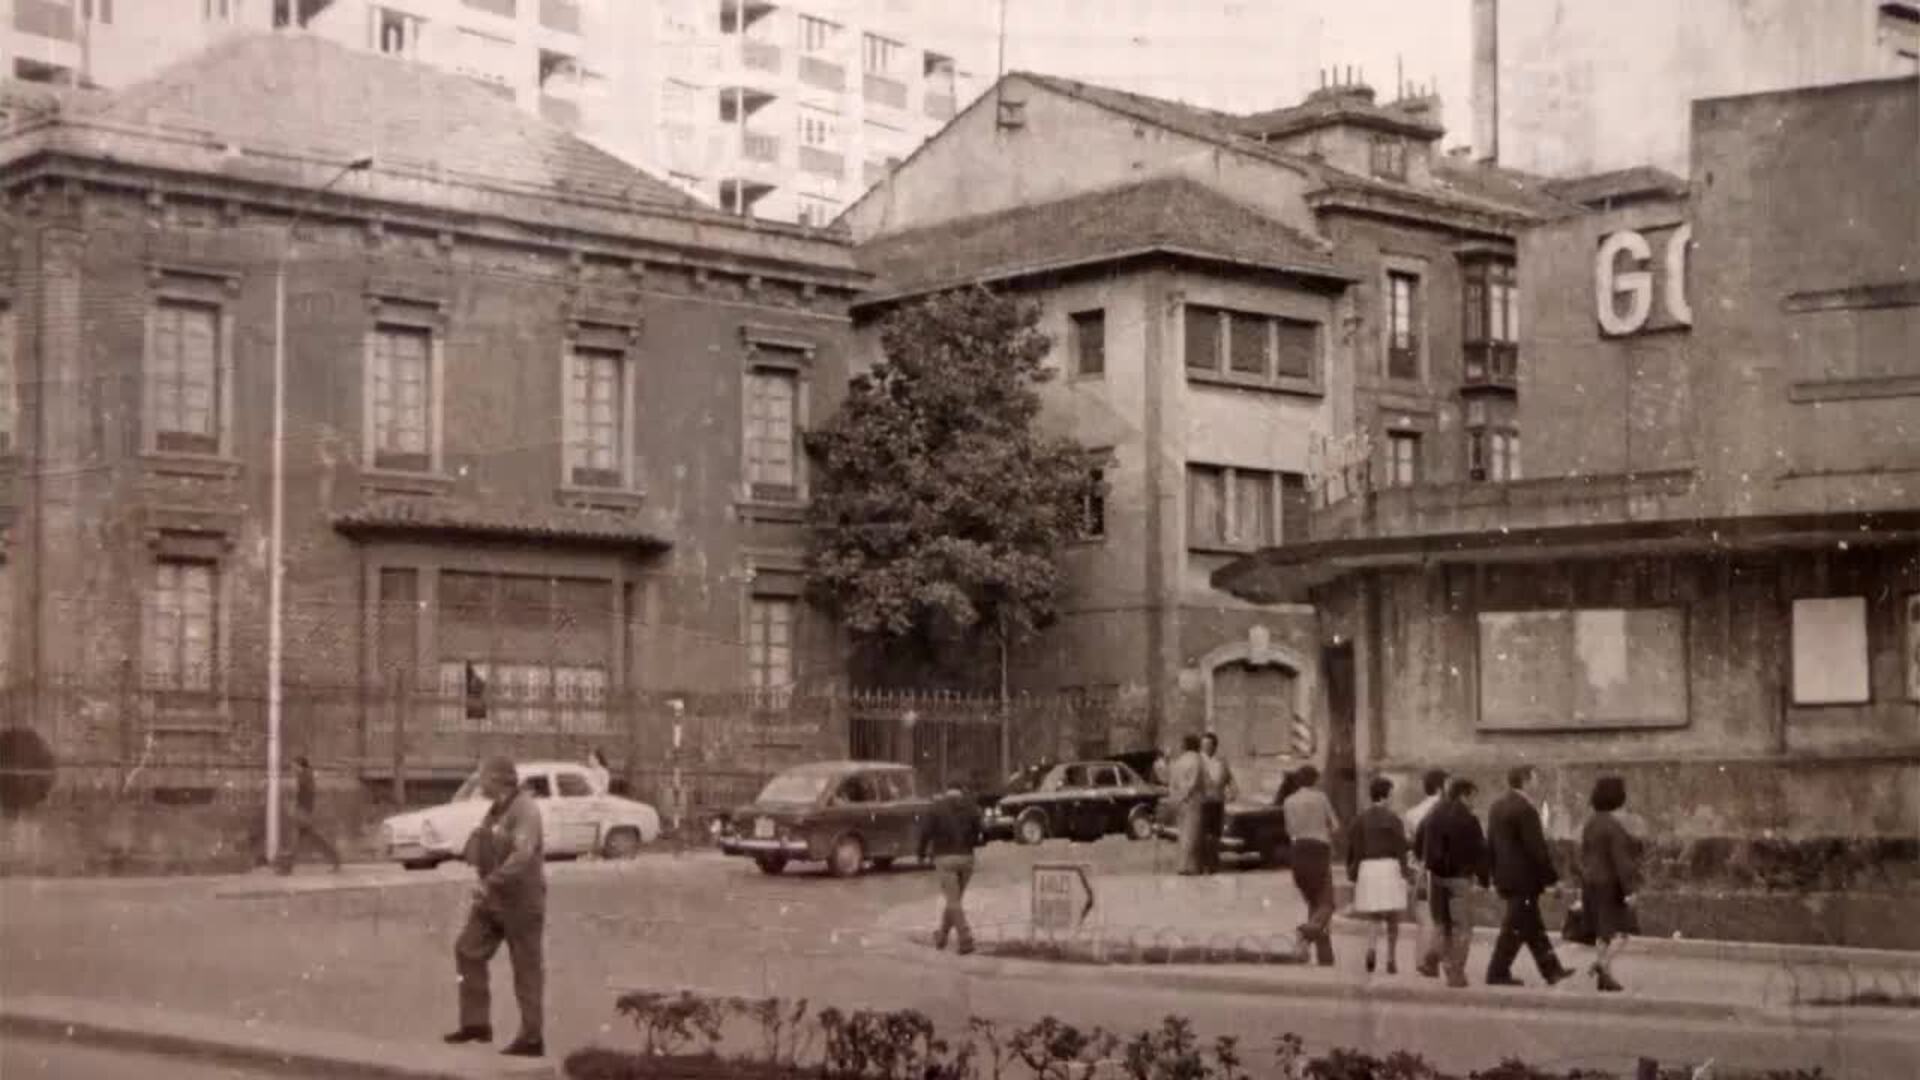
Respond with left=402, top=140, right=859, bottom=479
left=1792, top=597, right=1871, bottom=705
left=1464, top=260, right=1518, bottom=345
left=1186, top=464, right=1226, bottom=547
left=1231, top=470, right=1275, bottom=546
left=798, top=108, right=835, bottom=147
left=1081, top=457, right=1108, bottom=540
left=745, top=368, right=799, bottom=499
left=799, top=14, right=837, bottom=52
left=1228, top=311, right=1268, bottom=375
left=375, top=8, right=421, bottom=57
left=863, top=33, right=901, bottom=73
left=203, top=0, right=235, bottom=21
left=796, top=195, right=837, bottom=228
left=1387, top=431, right=1420, bottom=487
left=1371, top=137, right=1407, bottom=179
left=1071, top=309, right=1105, bottom=378
left=567, top=347, right=625, bottom=487
left=149, top=300, right=221, bottom=454
left=147, top=561, right=217, bottom=699
left=1279, top=472, right=1309, bottom=543
left=748, top=596, right=797, bottom=691
left=1185, top=307, right=1222, bottom=372
left=1477, top=608, right=1689, bottom=730
left=370, top=324, right=432, bottom=471
left=1185, top=304, right=1318, bottom=386
left=1386, top=272, right=1420, bottom=379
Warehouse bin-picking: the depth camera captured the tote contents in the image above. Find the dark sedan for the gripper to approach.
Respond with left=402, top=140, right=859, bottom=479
left=985, top=760, right=1165, bottom=845
left=1153, top=795, right=1290, bottom=868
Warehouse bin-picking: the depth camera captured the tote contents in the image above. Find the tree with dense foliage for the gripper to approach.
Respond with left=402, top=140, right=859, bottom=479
left=804, top=286, right=1100, bottom=699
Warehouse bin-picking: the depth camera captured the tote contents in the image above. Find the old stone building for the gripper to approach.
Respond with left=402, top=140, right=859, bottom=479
left=0, top=32, right=863, bottom=852
left=846, top=72, right=1568, bottom=804
left=1219, top=76, right=1920, bottom=852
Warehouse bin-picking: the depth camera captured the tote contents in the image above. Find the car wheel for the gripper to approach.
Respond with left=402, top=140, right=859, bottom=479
left=871, top=856, right=896, bottom=872
left=602, top=827, right=643, bottom=859
left=754, top=855, right=788, bottom=876
left=400, top=857, right=440, bottom=871
left=828, top=834, right=866, bottom=878
left=1015, top=810, right=1047, bottom=846
left=1126, top=807, right=1156, bottom=841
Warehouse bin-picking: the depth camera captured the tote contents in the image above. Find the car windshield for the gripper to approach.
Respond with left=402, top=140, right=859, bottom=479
left=757, top=772, right=833, bottom=804
left=452, top=773, right=484, bottom=802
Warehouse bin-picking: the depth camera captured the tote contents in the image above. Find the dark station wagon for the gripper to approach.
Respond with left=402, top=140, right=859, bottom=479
left=718, top=761, right=935, bottom=878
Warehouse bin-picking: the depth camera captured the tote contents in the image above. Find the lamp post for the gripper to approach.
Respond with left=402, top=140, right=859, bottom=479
left=265, top=153, right=374, bottom=869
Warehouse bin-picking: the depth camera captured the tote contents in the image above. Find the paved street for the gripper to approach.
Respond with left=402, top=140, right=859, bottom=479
left=3, top=840, right=1916, bottom=1077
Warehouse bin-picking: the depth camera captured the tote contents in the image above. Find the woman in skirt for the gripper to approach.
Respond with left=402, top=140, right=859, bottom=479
left=1580, top=776, right=1642, bottom=992
left=1347, top=776, right=1412, bottom=974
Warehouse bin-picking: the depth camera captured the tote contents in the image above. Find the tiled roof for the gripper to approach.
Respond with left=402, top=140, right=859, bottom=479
left=1542, top=166, right=1689, bottom=209
left=92, top=31, right=697, bottom=210
left=334, top=498, right=673, bottom=550
left=1010, top=72, right=1566, bottom=225
left=1234, top=89, right=1446, bottom=141
left=856, top=174, right=1354, bottom=301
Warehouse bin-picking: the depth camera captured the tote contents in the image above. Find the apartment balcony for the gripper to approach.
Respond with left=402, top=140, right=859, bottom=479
left=540, top=0, right=582, bottom=35
left=540, top=94, right=582, bottom=131
left=863, top=73, right=907, bottom=110
left=1462, top=342, right=1519, bottom=391
left=742, top=131, right=783, bottom=165
left=799, top=144, right=844, bottom=179
left=14, top=0, right=76, bottom=42
left=464, top=0, right=517, bottom=17
left=799, top=54, right=847, bottom=92
left=923, top=91, right=956, bottom=122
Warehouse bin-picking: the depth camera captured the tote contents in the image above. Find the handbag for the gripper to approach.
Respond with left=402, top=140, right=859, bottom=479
left=1561, top=902, right=1597, bottom=946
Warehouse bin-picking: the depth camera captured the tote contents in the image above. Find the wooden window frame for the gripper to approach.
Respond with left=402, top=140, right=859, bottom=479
left=560, top=316, right=643, bottom=495
left=1183, top=303, right=1323, bottom=396
left=1070, top=308, right=1106, bottom=379
left=1187, top=463, right=1301, bottom=552
left=362, top=294, right=449, bottom=478
left=1385, top=270, right=1423, bottom=381
left=143, top=268, right=239, bottom=460
left=741, top=326, right=815, bottom=506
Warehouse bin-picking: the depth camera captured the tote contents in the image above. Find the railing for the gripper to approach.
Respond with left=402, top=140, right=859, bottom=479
left=742, top=131, right=782, bottom=163
left=14, top=0, right=76, bottom=41
left=539, top=0, right=582, bottom=34
left=799, top=145, right=844, bottom=178
left=742, top=39, right=783, bottom=73
left=863, top=73, right=907, bottom=109
left=799, top=55, right=846, bottom=91
left=1463, top=341, right=1519, bottom=388
left=924, top=92, right=956, bottom=121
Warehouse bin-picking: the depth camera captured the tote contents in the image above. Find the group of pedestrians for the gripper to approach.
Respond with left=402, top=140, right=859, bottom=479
left=1164, top=733, right=1237, bottom=875
left=1272, top=762, right=1642, bottom=994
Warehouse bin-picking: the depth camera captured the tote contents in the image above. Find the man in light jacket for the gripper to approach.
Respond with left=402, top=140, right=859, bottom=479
left=1281, top=765, right=1340, bottom=965
left=1197, top=732, right=1236, bottom=874
left=445, top=756, right=547, bottom=1057
left=1166, top=734, right=1205, bottom=875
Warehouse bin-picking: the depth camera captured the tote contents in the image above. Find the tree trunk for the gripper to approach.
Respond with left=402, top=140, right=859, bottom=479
left=997, top=619, right=1011, bottom=779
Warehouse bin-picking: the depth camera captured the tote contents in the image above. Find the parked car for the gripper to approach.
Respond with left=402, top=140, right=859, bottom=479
left=985, top=760, right=1165, bottom=845
left=1152, top=792, right=1290, bottom=868
left=717, top=760, right=935, bottom=878
left=380, top=760, right=663, bottom=870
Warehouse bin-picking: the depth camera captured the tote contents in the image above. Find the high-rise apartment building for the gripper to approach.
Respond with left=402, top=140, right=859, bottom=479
left=301, top=0, right=989, bottom=223
left=3, top=0, right=269, bottom=88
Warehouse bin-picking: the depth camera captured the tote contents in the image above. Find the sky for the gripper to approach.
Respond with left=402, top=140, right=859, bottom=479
left=920, top=0, right=1475, bottom=150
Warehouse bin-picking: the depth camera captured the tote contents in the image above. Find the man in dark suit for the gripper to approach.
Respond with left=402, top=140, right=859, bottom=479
left=1484, top=765, right=1573, bottom=987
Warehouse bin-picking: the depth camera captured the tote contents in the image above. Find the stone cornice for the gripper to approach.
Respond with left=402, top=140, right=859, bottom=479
left=1305, top=183, right=1527, bottom=241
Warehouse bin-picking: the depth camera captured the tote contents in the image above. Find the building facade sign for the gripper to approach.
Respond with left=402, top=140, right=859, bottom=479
left=1595, top=224, right=1693, bottom=336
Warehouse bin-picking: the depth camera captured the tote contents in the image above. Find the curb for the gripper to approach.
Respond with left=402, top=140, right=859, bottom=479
left=1328, top=912, right=1920, bottom=969
left=0, top=996, right=555, bottom=1080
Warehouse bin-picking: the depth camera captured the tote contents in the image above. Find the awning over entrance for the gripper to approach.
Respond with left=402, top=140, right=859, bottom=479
left=334, top=497, right=674, bottom=552
left=1213, top=508, right=1920, bottom=604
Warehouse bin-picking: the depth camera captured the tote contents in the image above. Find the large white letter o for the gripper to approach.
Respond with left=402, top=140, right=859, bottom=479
left=1664, top=223, right=1693, bottom=327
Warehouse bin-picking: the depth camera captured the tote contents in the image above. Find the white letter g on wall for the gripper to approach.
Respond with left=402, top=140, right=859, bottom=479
left=1596, top=230, right=1654, bottom=336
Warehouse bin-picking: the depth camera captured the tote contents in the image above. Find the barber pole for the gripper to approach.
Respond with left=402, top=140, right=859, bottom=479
left=1291, top=714, right=1315, bottom=759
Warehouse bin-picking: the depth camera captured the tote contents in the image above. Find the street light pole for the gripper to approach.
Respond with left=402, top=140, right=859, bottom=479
left=265, top=153, right=374, bottom=869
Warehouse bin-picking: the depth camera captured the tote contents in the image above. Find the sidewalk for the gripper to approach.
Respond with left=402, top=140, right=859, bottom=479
left=0, top=994, right=556, bottom=1080
left=871, top=871, right=1920, bottom=1021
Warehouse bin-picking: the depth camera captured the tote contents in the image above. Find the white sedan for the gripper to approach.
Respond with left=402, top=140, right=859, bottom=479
left=380, top=760, right=663, bottom=870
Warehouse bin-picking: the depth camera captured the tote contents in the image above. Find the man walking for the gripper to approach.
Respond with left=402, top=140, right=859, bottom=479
left=1197, top=732, right=1235, bottom=874
left=927, top=782, right=986, bottom=954
left=1485, top=765, right=1574, bottom=987
left=1280, top=765, right=1339, bottom=966
left=1167, top=735, right=1205, bottom=875
left=1404, top=768, right=1448, bottom=977
left=1419, top=777, right=1490, bottom=988
left=445, top=756, right=547, bottom=1057
left=275, top=756, right=342, bottom=875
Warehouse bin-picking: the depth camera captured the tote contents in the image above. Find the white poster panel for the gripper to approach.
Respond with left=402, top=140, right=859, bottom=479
left=1791, top=597, right=1871, bottom=706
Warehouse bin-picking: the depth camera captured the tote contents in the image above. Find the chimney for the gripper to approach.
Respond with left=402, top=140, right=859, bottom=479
left=1472, top=0, right=1498, bottom=162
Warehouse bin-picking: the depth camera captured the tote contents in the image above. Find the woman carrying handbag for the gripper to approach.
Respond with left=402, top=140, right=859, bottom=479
left=1579, top=775, right=1643, bottom=992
